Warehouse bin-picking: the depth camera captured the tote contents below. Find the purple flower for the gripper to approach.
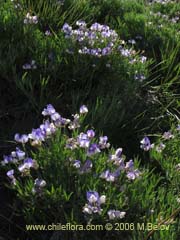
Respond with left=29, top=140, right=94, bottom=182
left=24, top=158, right=37, bottom=167
left=108, top=210, right=126, bottom=220
left=78, top=133, right=90, bottom=148
left=88, top=32, right=96, bottom=40
left=72, top=160, right=81, bottom=169
left=16, top=148, right=26, bottom=159
left=115, top=148, right=123, bottom=157
left=119, top=47, right=132, bottom=57
left=125, top=159, right=134, bottom=171
left=100, top=169, right=120, bottom=182
left=98, top=136, right=110, bottom=149
left=40, top=121, right=56, bottom=136
left=87, top=191, right=99, bottom=203
left=90, top=23, right=103, bottom=31
left=18, top=158, right=38, bottom=173
left=32, top=178, right=46, bottom=194
left=126, top=169, right=140, bottom=180
left=83, top=191, right=106, bottom=215
left=2, top=155, right=13, bottom=165
left=102, top=47, right=111, bottom=56
left=87, top=143, right=100, bottom=156
left=162, top=131, right=174, bottom=140
left=6, top=169, right=16, bottom=185
left=29, top=128, right=45, bottom=142
left=90, top=49, right=100, bottom=56
left=80, top=105, right=88, bottom=114
left=11, top=148, right=25, bottom=160
left=51, top=112, right=61, bottom=121
left=101, top=31, right=111, bottom=38
left=7, top=169, right=14, bottom=179
left=14, top=133, right=29, bottom=144
left=60, top=117, right=71, bottom=126
left=83, top=204, right=102, bottom=215
left=113, top=168, right=121, bottom=177
left=34, top=178, right=46, bottom=188
left=42, top=104, right=56, bottom=116
left=109, top=148, right=125, bottom=167
left=54, top=117, right=70, bottom=127
left=87, top=129, right=95, bottom=138
left=140, top=56, right=147, bottom=63
left=100, top=170, right=111, bottom=180
left=140, top=137, right=154, bottom=151
left=62, top=23, right=72, bottom=37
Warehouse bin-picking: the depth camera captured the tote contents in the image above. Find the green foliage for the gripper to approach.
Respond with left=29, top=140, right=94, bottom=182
left=1, top=0, right=180, bottom=239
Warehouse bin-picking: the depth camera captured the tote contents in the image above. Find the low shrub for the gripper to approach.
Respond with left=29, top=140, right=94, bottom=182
left=1, top=105, right=180, bottom=239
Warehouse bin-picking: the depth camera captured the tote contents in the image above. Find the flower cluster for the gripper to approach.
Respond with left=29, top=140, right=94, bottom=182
left=2, top=104, right=88, bottom=188
left=149, top=10, right=179, bottom=25
left=3, top=148, right=38, bottom=185
left=68, top=130, right=108, bottom=150
left=140, top=126, right=179, bottom=153
left=14, top=104, right=75, bottom=146
left=63, top=109, right=141, bottom=185
left=62, top=20, right=148, bottom=68
left=24, top=13, right=38, bottom=24
left=83, top=191, right=126, bottom=220
left=66, top=120, right=140, bottom=182
left=118, top=42, right=147, bottom=65
left=67, top=132, right=110, bottom=174
left=100, top=149, right=140, bottom=181
left=118, top=45, right=135, bottom=58
left=2, top=147, right=25, bottom=166
left=2, top=104, right=141, bottom=221
left=62, top=21, right=118, bottom=57
left=83, top=191, right=106, bottom=215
